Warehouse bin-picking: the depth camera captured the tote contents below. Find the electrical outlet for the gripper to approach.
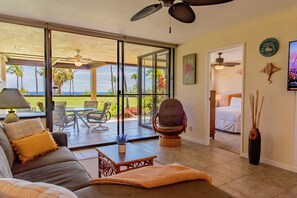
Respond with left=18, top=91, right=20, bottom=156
left=189, top=126, right=192, bottom=131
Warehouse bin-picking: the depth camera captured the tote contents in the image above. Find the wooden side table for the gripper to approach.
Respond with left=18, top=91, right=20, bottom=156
left=96, top=143, right=157, bottom=177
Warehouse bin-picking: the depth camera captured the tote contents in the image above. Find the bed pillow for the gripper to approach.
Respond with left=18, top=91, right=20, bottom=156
left=230, top=97, right=241, bottom=107
left=11, top=130, right=58, bottom=164
left=3, top=118, right=44, bottom=141
left=0, top=178, right=78, bottom=198
left=0, top=146, right=13, bottom=178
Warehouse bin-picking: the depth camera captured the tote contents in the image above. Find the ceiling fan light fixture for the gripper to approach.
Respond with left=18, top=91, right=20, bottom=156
left=74, top=61, right=83, bottom=67
left=215, top=65, right=224, bottom=70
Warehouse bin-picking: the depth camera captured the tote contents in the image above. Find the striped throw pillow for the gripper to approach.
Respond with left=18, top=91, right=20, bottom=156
left=3, top=118, right=44, bottom=141
left=0, top=178, right=78, bottom=198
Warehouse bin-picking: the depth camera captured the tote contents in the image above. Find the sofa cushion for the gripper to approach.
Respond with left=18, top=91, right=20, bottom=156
left=3, top=118, right=44, bottom=141
left=14, top=161, right=91, bottom=191
left=0, top=125, right=14, bottom=168
left=12, top=147, right=77, bottom=175
left=0, top=178, right=78, bottom=198
left=12, top=130, right=59, bottom=164
left=0, top=146, right=12, bottom=178
left=74, top=180, right=232, bottom=198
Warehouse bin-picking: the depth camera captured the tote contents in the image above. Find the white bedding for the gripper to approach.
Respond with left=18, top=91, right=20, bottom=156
left=215, top=106, right=241, bottom=133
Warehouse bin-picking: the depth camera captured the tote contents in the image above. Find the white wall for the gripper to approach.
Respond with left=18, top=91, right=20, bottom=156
left=176, top=5, right=297, bottom=169
left=214, top=65, right=242, bottom=106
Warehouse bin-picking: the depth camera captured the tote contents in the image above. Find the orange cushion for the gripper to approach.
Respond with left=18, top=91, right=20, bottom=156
left=12, top=130, right=58, bottom=164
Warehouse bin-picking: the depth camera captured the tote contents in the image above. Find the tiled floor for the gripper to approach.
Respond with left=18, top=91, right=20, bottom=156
left=58, top=118, right=158, bottom=148
left=210, top=130, right=241, bottom=154
left=76, top=139, right=297, bottom=197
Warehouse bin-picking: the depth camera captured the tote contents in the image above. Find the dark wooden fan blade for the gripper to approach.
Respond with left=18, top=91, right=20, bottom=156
left=182, top=0, right=233, bottom=6
left=131, top=4, right=162, bottom=21
left=168, top=3, right=196, bottom=23
left=223, top=62, right=241, bottom=67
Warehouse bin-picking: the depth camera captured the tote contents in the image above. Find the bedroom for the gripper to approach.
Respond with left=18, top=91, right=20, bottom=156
left=209, top=46, right=243, bottom=154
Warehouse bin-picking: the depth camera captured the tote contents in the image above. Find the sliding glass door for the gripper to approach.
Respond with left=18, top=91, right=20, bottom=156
left=118, top=43, right=171, bottom=139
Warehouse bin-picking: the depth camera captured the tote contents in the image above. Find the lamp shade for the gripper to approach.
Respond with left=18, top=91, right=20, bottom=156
left=0, top=88, right=30, bottom=109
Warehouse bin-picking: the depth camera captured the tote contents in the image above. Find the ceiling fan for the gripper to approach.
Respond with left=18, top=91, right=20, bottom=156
left=130, top=0, right=233, bottom=23
left=66, top=49, right=92, bottom=67
left=211, top=52, right=240, bottom=70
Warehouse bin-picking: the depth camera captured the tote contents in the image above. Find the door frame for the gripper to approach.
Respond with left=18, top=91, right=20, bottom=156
left=205, top=43, right=245, bottom=156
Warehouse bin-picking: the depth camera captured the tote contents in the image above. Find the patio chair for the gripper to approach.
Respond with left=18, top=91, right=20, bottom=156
left=55, top=101, right=67, bottom=107
left=53, top=104, right=75, bottom=131
left=78, top=100, right=98, bottom=126
left=152, top=98, right=187, bottom=147
left=87, top=102, right=111, bottom=132
left=37, top=102, right=45, bottom=112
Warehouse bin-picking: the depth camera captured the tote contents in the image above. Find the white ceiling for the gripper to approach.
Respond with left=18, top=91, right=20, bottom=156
left=0, top=0, right=296, bottom=44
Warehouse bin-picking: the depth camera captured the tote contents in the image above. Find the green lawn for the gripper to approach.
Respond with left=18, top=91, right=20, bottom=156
left=25, top=96, right=138, bottom=116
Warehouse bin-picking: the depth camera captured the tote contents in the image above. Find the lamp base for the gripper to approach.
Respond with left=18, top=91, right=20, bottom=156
left=4, top=111, right=19, bottom=123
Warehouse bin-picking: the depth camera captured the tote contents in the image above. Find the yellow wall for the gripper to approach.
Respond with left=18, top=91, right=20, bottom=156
left=176, top=6, right=297, bottom=167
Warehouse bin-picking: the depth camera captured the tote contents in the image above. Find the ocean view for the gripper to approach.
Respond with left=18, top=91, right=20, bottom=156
left=6, top=65, right=138, bottom=94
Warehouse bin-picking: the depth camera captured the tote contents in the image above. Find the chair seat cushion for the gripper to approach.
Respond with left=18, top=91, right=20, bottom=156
left=14, top=161, right=91, bottom=191
left=12, top=147, right=77, bottom=175
left=88, top=113, right=103, bottom=120
left=157, top=124, right=184, bottom=131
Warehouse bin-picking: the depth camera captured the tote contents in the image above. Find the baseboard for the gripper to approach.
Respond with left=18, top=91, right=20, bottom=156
left=181, top=135, right=208, bottom=145
left=242, top=152, right=297, bottom=173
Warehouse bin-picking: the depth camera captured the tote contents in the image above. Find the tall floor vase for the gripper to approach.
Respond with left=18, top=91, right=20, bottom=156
left=248, top=128, right=261, bottom=165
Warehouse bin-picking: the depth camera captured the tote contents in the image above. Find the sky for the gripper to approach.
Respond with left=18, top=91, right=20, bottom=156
left=6, top=65, right=138, bottom=94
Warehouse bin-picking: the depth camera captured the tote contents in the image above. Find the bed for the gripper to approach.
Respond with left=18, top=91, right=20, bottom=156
left=215, top=93, right=241, bottom=133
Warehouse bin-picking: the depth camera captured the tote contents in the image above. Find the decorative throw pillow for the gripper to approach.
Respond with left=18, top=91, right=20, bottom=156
left=0, top=125, right=15, bottom=168
left=3, top=118, right=44, bottom=141
left=0, top=146, right=13, bottom=178
left=11, top=130, right=59, bottom=164
left=0, top=178, right=78, bottom=198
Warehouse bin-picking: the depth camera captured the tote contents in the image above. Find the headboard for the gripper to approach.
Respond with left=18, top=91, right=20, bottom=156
left=228, top=93, right=242, bottom=106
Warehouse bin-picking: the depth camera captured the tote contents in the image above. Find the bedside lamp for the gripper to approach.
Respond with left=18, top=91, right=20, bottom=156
left=0, top=88, right=30, bottom=123
left=216, top=94, right=222, bottom=107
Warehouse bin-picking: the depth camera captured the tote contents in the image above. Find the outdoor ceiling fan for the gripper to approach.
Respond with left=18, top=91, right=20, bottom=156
left=130, top=0, right=233, bottom=23
left=66, top=49, right=92, bottom=67
left=59, top=49, right=105, bottom=68
left=211, top=52, right=240, bottom=70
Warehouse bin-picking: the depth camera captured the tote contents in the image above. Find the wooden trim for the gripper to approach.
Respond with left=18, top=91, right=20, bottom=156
left=228, top=93, right=242, bottom=106
left=0, top=14, right=177, bottom=49
left=209, top=90, right=216, bottom=139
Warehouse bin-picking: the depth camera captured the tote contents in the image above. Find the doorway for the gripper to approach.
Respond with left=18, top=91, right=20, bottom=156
left=207, top=45, right=244, bottom=155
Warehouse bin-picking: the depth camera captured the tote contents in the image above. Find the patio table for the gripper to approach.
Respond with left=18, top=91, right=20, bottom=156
left=66, top=107, right=93, bottom=132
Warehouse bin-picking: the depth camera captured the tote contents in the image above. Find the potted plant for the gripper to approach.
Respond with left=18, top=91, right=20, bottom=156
left=115, top=134, right=129, bottom=153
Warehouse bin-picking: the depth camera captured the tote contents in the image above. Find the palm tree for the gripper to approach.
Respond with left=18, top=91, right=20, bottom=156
left=67, top=69, right=75, bottom=95
left=110, top=65, right=115, bottom=94
left=52, top=68, right=73, bottom=95
left=6, top=65, right=23, bottom=89
left=35, top=67, right=39, bottom=95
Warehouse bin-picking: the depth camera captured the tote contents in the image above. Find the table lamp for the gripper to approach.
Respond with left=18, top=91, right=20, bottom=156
left=0, top=88, right=30, bottom=123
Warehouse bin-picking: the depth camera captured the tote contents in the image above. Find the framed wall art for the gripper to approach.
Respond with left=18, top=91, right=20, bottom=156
left=183, top=53, right=196, bottom=85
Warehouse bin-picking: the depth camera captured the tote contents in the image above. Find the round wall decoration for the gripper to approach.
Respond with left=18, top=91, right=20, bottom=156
left=259, top=38, right=279, bottom=57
